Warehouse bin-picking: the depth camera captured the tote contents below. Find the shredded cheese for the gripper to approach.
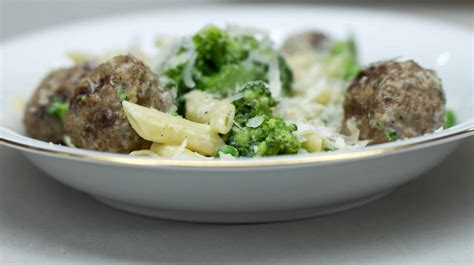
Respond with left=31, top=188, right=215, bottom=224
left=246, top=115, right=265, bottom=128
left=277, top=49, right=368, bottom=152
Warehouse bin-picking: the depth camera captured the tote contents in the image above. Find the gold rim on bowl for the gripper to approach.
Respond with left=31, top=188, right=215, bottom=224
left=1, top=126, right=473, bottom=168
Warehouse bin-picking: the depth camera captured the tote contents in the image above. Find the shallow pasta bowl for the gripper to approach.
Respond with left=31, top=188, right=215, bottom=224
left=1, top=5, right=473, bottom=223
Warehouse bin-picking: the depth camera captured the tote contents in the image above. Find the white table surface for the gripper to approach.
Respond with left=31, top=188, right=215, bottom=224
left=1, top=2, right=473, bottom=264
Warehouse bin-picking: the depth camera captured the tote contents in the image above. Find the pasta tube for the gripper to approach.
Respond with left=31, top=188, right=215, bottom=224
left=129, top=150, right=160, bottom=157
left=122, top=101, right=224, bottom=156
left=185, top=90, right=235, bottom=134
left=150, top=143, right=206, bottom=159
left=300, top=131, right=324, bottom=152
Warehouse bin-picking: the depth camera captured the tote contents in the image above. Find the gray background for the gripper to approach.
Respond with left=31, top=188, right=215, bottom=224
left=1, top=0, right=473, bottom=41
left=1, top=1, right=473, bottom=264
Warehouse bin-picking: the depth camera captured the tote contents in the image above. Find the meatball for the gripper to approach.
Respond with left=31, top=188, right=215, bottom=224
left=23, top=63, right=95, bottom=143
left=342, top=60, right=446, bottom=144
left=281, top=31, right=330, bottom=54
left=64, top=55, right=174, bottom=153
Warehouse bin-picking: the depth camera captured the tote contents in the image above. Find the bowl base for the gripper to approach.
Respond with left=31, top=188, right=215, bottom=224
left=93, top=189, right=394, bottom=224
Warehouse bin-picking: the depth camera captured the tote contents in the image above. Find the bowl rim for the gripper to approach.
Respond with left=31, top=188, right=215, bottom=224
left=1, top=122, right=473, bottom=168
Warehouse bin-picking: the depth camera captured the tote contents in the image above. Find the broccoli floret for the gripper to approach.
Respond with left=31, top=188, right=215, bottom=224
left=192, top=26, right=250, bottom=73
left=197, top=64, right=266, bottom=95
left=226, top=117, right=300, bottom=157
left=278, top=55, right=293, bottom=95
left=232, top=81, right=277, bottom=124
left=224, top=81, right=301, bottom=157
left=161, top=25, right=293, bottom=114
left=324, top=37, right=359, bottom=80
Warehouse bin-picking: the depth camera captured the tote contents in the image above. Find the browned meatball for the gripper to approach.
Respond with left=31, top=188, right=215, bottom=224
left=64, top=55, right=174, bottom=153
left=281, top=31, right=330, bottom=54
left=342, top=60, right=446, bottom=144
left=23, top=63, right=95, bottom=143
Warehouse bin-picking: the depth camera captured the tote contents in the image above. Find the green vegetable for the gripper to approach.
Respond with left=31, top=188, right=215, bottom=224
left=216, top=145, right=240, bottom=157
left=197, top=64, right=266, bottom=95
left=232, top=81, right=277, bottom=124
left=47, top=96, right=69, bottom=121
left=278, top=55, right=293, bottom=92
left=324, top=37, right=359, bottom=80
left=387, top=131, right=398, bottom=141
left=226, top=117, right=300, bottom=157
left=444, top=109, right=456, bottom=128
left=224, top=81, right=301, bottom=157
left=117, top=85, right=136, bottom=103
left=161, top=25, right=293, bottom=114
left=375, top=123, right=398, bottom=141
left=118, top=85, right=128, bottom=102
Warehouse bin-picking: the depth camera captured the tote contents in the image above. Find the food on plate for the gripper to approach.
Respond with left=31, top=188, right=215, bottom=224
left=122, top=100, right=224, bottom=156
left=149, top=142, right=207, bottom=159
left=23, top=24, right=451, bottom=158
left=444, top=109, right=456, bottom=129
left=158, top=25, right=293, bottom=108
left=23, top=62, right=95, bottom=143
left=281, top=31, right=358, bottom=81
left=342, top=60, right=446, bottom=143
left=64, top=55, right=175, bottom=153
left=281, top=31, right=330, bottom=55
left=184, top=90, right=235, bottom=134
left=224, top=81, right=301, bottom=157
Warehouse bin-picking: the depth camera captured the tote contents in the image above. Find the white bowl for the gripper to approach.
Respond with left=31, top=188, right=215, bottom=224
left=1, top=5, right=473, bottom=223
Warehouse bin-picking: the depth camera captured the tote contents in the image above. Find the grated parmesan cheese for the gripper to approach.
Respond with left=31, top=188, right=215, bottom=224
left=268, top=55, right=282, bottom=98
left=246, top=115, right=265, bottom=128
left=172, top=138, right=189, bottom=158
left=277, top=49, right=368, bottom=152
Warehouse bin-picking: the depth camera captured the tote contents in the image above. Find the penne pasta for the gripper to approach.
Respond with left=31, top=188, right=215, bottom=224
left=300, top=131, right=324, bottom=152
left=122, top=101, right=224, bottom=156
left=129, top=150, right=160, bottom=157
left=150, top=143, right=206, bottom=159
left=185, top=90, right=235, bottom=134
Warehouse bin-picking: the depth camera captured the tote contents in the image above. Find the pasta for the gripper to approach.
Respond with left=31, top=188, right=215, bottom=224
left=300, top=132, right=324, bottom=152
left=129, top=150, right=160, bottom=157
left=150, top=143, right=207, bottom=159
left=122, top=101, right=224, bottom=156
left=185, top=90, right=235, bottom=134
